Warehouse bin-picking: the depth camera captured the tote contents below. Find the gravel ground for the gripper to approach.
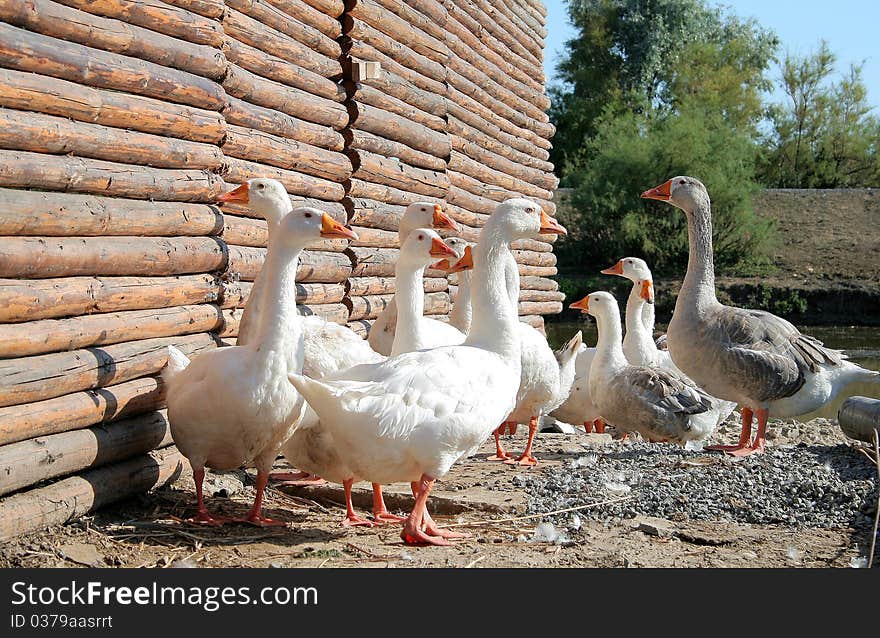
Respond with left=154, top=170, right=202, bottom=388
left=522, top=424, right=877, bottom=536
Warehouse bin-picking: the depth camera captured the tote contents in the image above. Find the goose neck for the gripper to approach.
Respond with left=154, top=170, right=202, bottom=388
left=623, top=286, right=656, bottom=362
left=595, top=310, right=628, bottom=372
left=464, top=222, right=521, bottom=366
left=449, top=270, right=473, bottom=333
left=251, top=238, right=304, bottom=367
left=680, top=199, right=718, bottom=309
left=390, top=262, right=427, bottom=356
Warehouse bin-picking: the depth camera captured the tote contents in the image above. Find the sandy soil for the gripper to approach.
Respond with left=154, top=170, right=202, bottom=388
left=1, top=419, right=875, bottom=569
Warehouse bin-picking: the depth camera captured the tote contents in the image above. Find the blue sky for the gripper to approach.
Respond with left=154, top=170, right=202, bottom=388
left=543, top=0, right=880, bottom=109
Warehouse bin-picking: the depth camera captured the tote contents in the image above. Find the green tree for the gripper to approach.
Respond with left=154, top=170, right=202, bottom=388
left=760, top=42, right=880, bottom=188
left=550, top=0, right=777, bottom=178
left=550, top=0, right=777, bottom=276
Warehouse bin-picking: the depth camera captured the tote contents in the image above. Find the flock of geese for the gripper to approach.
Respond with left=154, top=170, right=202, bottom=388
left=160, top=175, right=879, bottom=546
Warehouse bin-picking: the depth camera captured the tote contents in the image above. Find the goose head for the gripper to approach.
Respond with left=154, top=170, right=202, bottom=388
left=491, top=197, right=567, bottom=241
left=217, top=178, right=291, bottom=227
left=433, top=237, right=471, bottom=272
left=398, top=227, right=457, bottom=270
left=569, top=291, right=618, bottom=321
left=601, top=257, right=654, bottom=303
left=641, top=176, right=710, bottom=216
left=400, top=203, right=459, bottom=240
left=273, top=206, right=358, bottom=249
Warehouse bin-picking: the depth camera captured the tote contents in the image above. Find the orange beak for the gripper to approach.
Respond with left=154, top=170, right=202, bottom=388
left=539, top=210, right=567, bottom=235
left=448, top=245, right=474, bottom=273
left=320, top=214, right=359, bottom=240
left=640, top=280, right=655, bottom=304
left=429, top=236, right=457, bottom=259
left=641, top=180, right=672, bottom=202
left=601, top=260, right=624, bottom=276
left=432, top=205, right=459, bottom=232
left=217, top=183, right=249, bottom=204
left=569, top=295, right=590, bottom=313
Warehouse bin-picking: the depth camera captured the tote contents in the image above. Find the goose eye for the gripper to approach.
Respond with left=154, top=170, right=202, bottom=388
left=679, top=179, right=686, bottom=185
left=526, top=207, right=534, bottom=214
left=304, top=212, right=312, bottom=218
left=417, top=233, right=424, bottom=240
left=257, top=183, right=265, bottom=190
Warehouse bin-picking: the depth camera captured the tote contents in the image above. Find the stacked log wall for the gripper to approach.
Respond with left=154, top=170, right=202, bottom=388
left=0, top=0, right=559, bottom=539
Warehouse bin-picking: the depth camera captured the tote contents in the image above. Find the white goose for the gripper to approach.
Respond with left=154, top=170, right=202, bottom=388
left=368, top=203, right=460, bottom=356
left=548, top=341, right=604, bottom=435
left=162, top=186, right=357, bottom=525
left=602, top=257, right=738, bottom=432
left=438, top=238, right=473, bottom=334
left=571, top=291, right=719, bottom=447
left=643, top=176, right=880, bottom=455
left=288, top=199, right=567, bottom=545
left=279, top=229, right=457, bottom=527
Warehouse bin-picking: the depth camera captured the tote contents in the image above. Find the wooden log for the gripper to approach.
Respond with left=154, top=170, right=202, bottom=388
left=346, top=291, right=448, bottom=321
left=520, top=275, right=559, bottom=292
left=221, top=281, right=346, bottom=308
left=348, top=247, right=449, bottom=278
left=0, top=275, right=220, bottom=323
left=0, top=190, right=220, bottom=237
left=349, top=0, right=447, bottom=65
left=443, top=201, right=489, bottom=229
left=0, top=151, right=224, bottom=202
left=225, top=0, right=340, bottom=59
left=223, top=96, right=344, bottom=152
left=446, top=99, right=549, bottom=162
left=0, top=444, right=183, bottom=542
left=222, top=156, right=345, bottom=201
left=446, top=52, right=549, bottom=126
left=222, top=125, right=351, bottom=183
left=349, top=82, right=445, bottom=132
left=518, top=263, right=557, bottom=277
left=350, top=102, right=449, bottom=159
left=222, top=8, right=341, bottom=79
left=0, top=304, right=224, bottom=359
left=0, top=236, right=226, bottom=279
left=371, top=0, right=446, bottom=41
left=347, top=275, right=446, bottom=296
left=518, top=300, right=563, bottom=316
left=54, top=0, right=224, bottom=47
left=220, top=303, right=349, bottom=336
left=350, top=225, right=399, bottom=248
left=511, top=238, right=554, bottom=253
left=497, top=0, right=546, bottom=43
left=398, top=0, right=446, bottom=25
left=0, top=108, right=224, bottom=171
left=346, top=198, right=406, bottom=232
left=162, top=0, right=225, bottom=19
left=448, top=67, right=554, bottom=141
left=519, top=289, right=566, bottom=303
left=360, top=69, right=446, bottom=118
left=343, top=36, right=445, bottom=96
left=301, top=0, right=343, bottom=16
left=342, top=17, right=445, bottom=85
left=449, top=115, right=553, bottom=173
left=344, top=128, right=445, bottom=172
left=445, top=7, right=544, bottom=96
left=0, top=410, right=174, bottom=497
left=223, top=65, right=348, bottom=130
left=346, top=179, right=444, bottom=207
left=0, top=69, right=225, bottom=145
left=0, top=23, right=226, bottom=111
left=512, top=249, right=557, bottom=268
left=222, top=37, right=344, bottom=103
left=448, top=169, right=516, bottom=204
left=345, top=294, right=391, bottom=321
left=227, top=246, right=352, bottom=282
left=261, top=0, right=341, bottom=39
left=446, top=184, right=496, bottom=216
left=449, top=151, right=553, bottom=200
left=349, top=150, right=449, bottom=198
left=452, top=134, right=558, bottom=191
left=453, top=0, right=542, bottom=69
left=0, top=333, right=217, bottom=408
left=0, top=377, right=163, bottom=446
left=474, top=0, right=544, bottom=61
left=0, top=0, right=227, bottom=81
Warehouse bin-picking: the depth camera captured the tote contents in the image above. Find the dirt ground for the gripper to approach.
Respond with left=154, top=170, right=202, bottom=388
left=1, top=421, right=876, bottom=569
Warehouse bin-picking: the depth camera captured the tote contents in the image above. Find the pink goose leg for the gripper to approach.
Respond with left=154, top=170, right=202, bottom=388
left=706, top=407, right=753, bottom=453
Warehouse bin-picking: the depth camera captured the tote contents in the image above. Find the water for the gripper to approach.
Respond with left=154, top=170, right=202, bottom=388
left=545, top=320, right=880, bottom=420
